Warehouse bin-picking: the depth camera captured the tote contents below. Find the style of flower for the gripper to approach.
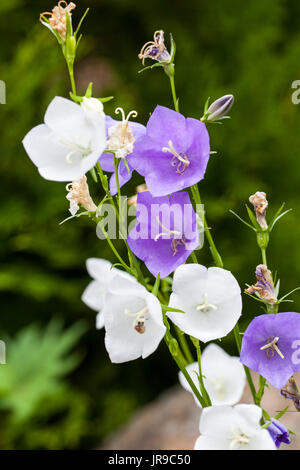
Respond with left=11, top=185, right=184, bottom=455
left=23, top=96, right=106, bottom=182
left=138, top=30, right=171, bottom=65
left=249, top=191, right=268, bottom=230
left=194, top=405, right=276, bottom=450
left=266, top=418, right=291, bottom=449
left=127, top=191, right=199, bottom=279
left=40, top=1, right=76, bottom=40
left=66, top=175, right=97, bottom=215
left=167, top=264, right=242, bottom=342
left=102, top=274, right=166, bottom=363
left=179, top=343, right=246, bottom=407
left=245, top=264, right=277, bottom=303
left=240, top=313, right=300, bottom=389
left=99, top=108, right=146, bottom=196
left=81, top=258, right=136, bottom=329
left=129, top=105, right=210, bottom=197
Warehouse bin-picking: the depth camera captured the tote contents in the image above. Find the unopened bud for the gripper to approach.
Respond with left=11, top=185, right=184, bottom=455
left=206, top=94, right=234, bottom=121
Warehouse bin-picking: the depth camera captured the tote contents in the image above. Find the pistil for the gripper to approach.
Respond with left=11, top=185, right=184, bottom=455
left=260, top=336, right=284, bottom=359
left=162, top=140, right=190, bottom=175
left=196, top=294, right=217, bottom=313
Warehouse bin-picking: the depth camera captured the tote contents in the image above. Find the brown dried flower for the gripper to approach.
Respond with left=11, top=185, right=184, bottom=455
left=249, top=191, right=268, bottom=230
left=66, top=176, right=97, bottom=216
left=245, top=264, right=277, bottom=303
left=41, top=1, right=76, bottom=40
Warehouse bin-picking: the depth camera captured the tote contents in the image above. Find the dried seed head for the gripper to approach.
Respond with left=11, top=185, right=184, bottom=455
left=138, top=30, right=171, bottom=65
left=249, top=191, right=268, bottom=230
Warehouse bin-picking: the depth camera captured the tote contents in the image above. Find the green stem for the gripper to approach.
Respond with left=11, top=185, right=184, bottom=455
left=261, top=248, right=267, bottom=266
left=169, top=75, right=179, bottom=112
left=233, top=324, right=258, bottom=404
left=67, top=61, right=76, bottom=95
left=194, top=340, right=212, bottom=406
left=175, top=326, right=194, bottom=364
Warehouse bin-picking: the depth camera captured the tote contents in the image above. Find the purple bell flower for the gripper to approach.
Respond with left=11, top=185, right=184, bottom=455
left=129, top=105, right=210, bottom=197
left=240, top=312, right=300, bottom=389
left=267, top=418, right=291, bottom=449
left=127, top=191, right=199, bottom=278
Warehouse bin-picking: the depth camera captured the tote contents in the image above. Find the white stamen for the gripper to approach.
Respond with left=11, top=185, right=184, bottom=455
left=196, top=294, right=218, bottom=313
left=154, top=216, right=182, bottom=241
left=229, top=428, right=250, bottom=450
left=125, top=305, right=148, bottom=331
left=260, top=336, right=284, bottom=359
left=162, top=140, right=190, bottom=175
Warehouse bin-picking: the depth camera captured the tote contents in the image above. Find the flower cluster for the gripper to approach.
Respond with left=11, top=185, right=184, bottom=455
left=22, top=3, right=298, bottom=452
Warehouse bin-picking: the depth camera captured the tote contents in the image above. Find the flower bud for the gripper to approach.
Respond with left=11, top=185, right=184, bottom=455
left=206, top=94, right=234, bottom=121
left=81, top=97, right=104, bottom=115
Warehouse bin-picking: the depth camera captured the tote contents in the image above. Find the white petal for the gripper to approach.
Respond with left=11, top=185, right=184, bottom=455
left=103, top=290, right=165, bottom=363
left=86, top=258, right=112, bottom=281
left=23, top=124, right=68, bottom=168
left=194, top=435, right=230, bottom=450
left=96, top=312, right=105, bottom=329
left=199, top=406, right=240, bottom=437
left=248, top=431, right=277, bottom=450
left=81, top=280, right=104, bottom=312
left=201, top=344, right=246, bottom=405
left=45, top=96, right=94, bottom=148
left=234, top=404, right=262, bottom=431
left=172, top=264, right=208, bottom=302
left=108, top=273, right=144, bottom=296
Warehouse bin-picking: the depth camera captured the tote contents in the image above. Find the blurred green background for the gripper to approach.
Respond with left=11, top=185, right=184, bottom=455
left=1, top=0, right=300, bottom=449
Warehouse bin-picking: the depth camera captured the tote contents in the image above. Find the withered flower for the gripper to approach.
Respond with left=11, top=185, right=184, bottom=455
left=245, top=264, right=277, bottom=303
left=138, top=30, right=171, bottom=65
left=40, top=1, right=76, bottom=40
left=66, top=175, right=97, bottom=216
left=249, top=191, right=268, bottom=230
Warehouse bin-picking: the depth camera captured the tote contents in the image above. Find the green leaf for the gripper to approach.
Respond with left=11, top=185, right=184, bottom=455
left=230, top=210, right=256, bottom=231
left=161, top=305, right=185, bottom=313
left=152, top=273, right=160, bottom=297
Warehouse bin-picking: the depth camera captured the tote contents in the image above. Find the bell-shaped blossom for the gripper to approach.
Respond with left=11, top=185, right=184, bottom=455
left=194, top=404, right=276, bottom=450
left=240, top=312, right=300, bottom=389
left=129, top=105, right=210, bottom=197
left=266, top=418, right=291, bottom=449
left=179, top=343, right=245, bottom=407
left=102, top=274, right=166, bottom=363
left=99, top=109, right=146, bottom=195
left=23, top=96, right=106, bottom=182
left=167, top=264, right=242, bottom=342
left=81, top=258, right=136, bottom=329
left=127, top=191, right=199, bottom=279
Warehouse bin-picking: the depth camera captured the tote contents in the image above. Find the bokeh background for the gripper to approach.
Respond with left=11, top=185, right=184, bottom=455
left=1, top=0, right=300, bottom=449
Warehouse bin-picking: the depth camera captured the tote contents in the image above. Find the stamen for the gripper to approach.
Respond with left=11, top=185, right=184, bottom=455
left=196, top=294, right=218, bottom=313
left=125, top=306, right=148, bottom=334
left=154, top=216, right=181, bottom=241
left=229, top=428, right=250, bottom=450
left=260, top=336, right=284, bottom=359
left=162, top=140, right=190, bottom=175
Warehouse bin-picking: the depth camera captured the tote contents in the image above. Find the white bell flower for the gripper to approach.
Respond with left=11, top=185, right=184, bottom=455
left=22, top=96, right=106, bottom=182
left=102, top=274, right=166, bottom=363
left=194, top=404, right=276, bottom=450
left=179, top=343, right=246, bottom=407
left=81, top=258, right=136, bottom=329
left=167, top=264, right=242, bottom=342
